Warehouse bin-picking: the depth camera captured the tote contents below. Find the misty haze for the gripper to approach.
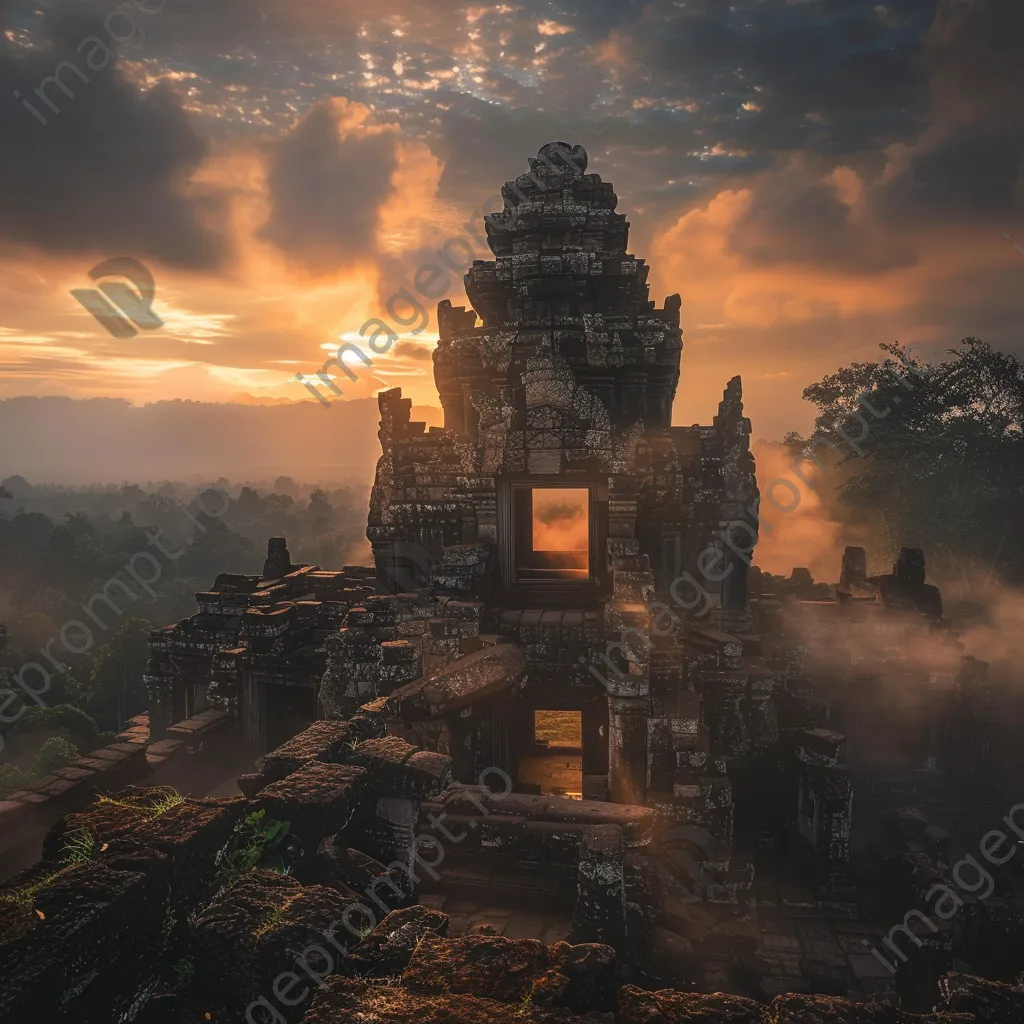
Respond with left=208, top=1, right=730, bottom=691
left=2, top=1, right=1024, bottom=1022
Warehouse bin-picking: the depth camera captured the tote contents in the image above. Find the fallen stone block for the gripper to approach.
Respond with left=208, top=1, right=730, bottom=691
left=402, top=934, right=617, bottom=1013
left=348, top=736, right=452, bottom=799
left=44, top=785, right=176, bottom=854
left=618, top=984, right=768, bottom=1024
left=346, top=904, right=449, bottom=976
left=771, top=992, right=974, bottom=1022
left=938, top=971, right=1024, bottom=1023
left=438, top=786, right=654, bottom=845
left=43, top=789, right=244, bottom=905
left=192, top=870, right=367, bottom=1019
left=258, top=721, right=360, bottom=785
left=0, top=861, right=166, bottom=1024
left=127, top=795, right=245, bottom=903
left=250, top=762, right=367, bottom=853
left=385, top=643, right=527, bottom=719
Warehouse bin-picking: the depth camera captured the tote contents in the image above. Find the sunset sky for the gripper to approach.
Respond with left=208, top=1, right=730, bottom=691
left=0, top=0, right=1021, bottom=440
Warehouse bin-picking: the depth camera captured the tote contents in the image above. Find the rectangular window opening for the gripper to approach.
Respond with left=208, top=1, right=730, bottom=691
left=516, top=487, right=591, bottom=581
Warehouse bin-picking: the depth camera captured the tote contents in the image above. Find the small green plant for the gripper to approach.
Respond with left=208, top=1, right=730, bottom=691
left=517, top=990, right=533, bottom=1019
left=171, top=956, right=195, bottom=989
left=0, top=764, right=29, bottom=800
left=31, top=736, right=78, bottom=777
left=59, top=827, right=95, bottom=865
left=147, top=789, right=185, bottom=816
left=217, top=809, right=292, bottom=881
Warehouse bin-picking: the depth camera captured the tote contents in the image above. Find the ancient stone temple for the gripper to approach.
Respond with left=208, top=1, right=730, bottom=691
left=10, top=146, right=1020, bottom=1023
left=324, top=141, right=763, bottom=832
left=143, top=143, right=771, bottom=888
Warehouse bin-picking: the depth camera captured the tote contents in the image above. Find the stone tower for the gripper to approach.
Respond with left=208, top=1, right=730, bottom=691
left=360, top=142, right=761, bottom=812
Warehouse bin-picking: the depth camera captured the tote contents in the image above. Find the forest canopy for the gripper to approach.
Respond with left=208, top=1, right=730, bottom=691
left=793, top=338, right=1024, bottom=587
left=0, top=476, right=369, bottom=778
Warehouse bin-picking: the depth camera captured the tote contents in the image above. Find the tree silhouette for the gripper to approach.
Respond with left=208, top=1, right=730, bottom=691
left=798, top=338, right=1024, bottom=585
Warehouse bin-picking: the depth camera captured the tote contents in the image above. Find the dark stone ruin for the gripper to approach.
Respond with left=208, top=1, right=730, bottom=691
left=1, top=717, right=1020, bottom=1022
left=1, top=145, right=1019, bottom=1022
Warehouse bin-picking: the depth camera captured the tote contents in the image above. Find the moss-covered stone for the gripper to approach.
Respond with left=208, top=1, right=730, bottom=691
left=771, top=992, right=973, bottom=1022
left=302, top=977, right=605, bottom=1024
left=938, top=971, right=1024, bottom=1023
left=346, top=904, right=450, bottom=976
left=618, top=985, right=766, bottom=1024
left=0, top=862, right=165, bottom=1024
left=402, top=934, right=617, bottom=1013
left=250, top=762, right=367, bottom=853
left=191, top=869, right=365, bottom=1018
left=258, top=720, right=361, bottom=785
left=348, top=736, right=452, bottom=799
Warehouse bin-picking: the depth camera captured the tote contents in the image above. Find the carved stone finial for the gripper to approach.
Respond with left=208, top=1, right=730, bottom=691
left=534, top=140, right=588, bottom=176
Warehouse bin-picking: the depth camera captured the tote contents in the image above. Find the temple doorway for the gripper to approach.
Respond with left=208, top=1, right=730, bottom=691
left=517, top=709, right=584, bottom=799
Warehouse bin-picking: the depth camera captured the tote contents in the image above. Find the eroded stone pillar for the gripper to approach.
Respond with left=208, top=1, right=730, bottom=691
left=573, top=823, right=626, bottom=945
left=608, top=696, right=648, bottom=804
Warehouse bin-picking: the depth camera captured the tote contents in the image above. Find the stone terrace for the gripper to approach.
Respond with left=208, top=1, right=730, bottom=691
left=0, top=716, right=1021, bottom=1023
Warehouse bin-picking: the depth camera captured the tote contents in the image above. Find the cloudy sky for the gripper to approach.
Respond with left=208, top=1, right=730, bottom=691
left=0, top=0, right=1020, bottom=438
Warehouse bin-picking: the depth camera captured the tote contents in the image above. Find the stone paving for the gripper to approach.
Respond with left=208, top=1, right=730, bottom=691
left=420, top=891, right=573, bottom=944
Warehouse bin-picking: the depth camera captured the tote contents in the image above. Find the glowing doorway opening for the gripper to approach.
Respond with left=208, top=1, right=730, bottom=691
left=518, top=710, right=583, bottom=799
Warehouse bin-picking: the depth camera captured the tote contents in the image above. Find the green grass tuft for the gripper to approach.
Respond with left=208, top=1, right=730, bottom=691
left=59, top=827, right=95, bottom=865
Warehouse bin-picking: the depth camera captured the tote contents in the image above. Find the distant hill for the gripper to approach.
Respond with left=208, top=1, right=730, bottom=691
left=0, top=396, right=444, bottom=485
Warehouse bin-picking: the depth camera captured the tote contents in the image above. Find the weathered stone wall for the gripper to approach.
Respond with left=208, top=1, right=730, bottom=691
left=3, top=715, right=1022, bottom=1022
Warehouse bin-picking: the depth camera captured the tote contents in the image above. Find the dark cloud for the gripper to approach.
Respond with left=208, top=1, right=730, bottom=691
left=0, top=3, right=226, bottom=268
left=875, top=130, right=1022, bottom=224
left=258, top=101, right=399, bottom=271
left=727, top=161, right=917, bottom=273
left=429, top=99, right=563, bottom=201
left=925, top=0, right=1024, bottom=123
left=611, top=0, right=934, bottom=160
left=2, top=0, right=1022, bottom=398
left=871, top=0, right=1024, bottom=226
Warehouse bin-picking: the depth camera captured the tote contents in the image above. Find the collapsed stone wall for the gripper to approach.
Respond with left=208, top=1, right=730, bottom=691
left=2, top=715, right=1023, bottom=1023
